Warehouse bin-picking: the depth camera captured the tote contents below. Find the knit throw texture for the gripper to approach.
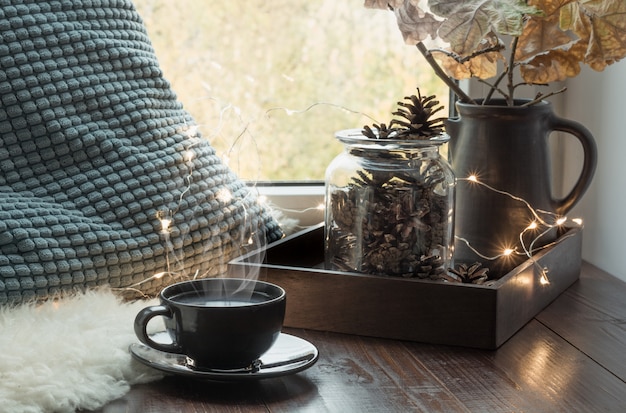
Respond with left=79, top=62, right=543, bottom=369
left=0, top=0, right=282, bottom=304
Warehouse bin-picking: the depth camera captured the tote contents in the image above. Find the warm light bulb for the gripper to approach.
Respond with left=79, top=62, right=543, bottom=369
left=502, top=248, right=514, bottom=256
left=153, top=272, right=166, bottom=279
left=216, top=188, right=233, bottom=203
left=555, top=217, right=567, bottom=226
left=572, top=218, right=583, bottom=226
left=160, top=219, right=172, bottom=233
left=257, top=195, right=268, bottom=205
left=185, top=150, right=195, bottom=162
left=316, top=203, right=325, bottom=210
left=467, top=175, right=478, bottom=182
left=526, top=221, right=538, bottom=230
left=185, top=125, right=200, bottom=138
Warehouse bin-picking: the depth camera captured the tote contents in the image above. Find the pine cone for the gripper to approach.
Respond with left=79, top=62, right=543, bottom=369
left=363, top=123, right=393, bottom=139
left=448, top=262, right=489, bottom=284
left=411, top=254, right=446, bottom=280
left=362, top=88, right=445, bottom=140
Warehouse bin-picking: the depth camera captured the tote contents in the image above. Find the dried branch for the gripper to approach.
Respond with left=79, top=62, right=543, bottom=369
left=478, top=78, right=509, bottom=103
left=505, top=37, right=520, bottom=106
left=427, top=44, right=504, bottom=64
left=520, top=87, right=568, bottom=106
left=415, top=42, right=476, bottom=104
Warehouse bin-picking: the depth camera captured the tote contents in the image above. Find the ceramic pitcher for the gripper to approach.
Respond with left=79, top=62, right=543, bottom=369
left=445, top=99, right=597, bottom=276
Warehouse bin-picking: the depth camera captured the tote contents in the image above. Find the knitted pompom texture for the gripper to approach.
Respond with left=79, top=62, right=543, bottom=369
left=0, top=0, right=282, bottom=304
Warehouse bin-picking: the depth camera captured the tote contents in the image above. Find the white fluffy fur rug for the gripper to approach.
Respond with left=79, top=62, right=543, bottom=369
left=0, top=290, right=163, bottom=413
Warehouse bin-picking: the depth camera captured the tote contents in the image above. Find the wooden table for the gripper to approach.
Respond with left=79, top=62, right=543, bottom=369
left=93, top=261, right=626, bottom=412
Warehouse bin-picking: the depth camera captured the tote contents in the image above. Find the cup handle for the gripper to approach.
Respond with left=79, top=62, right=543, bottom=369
left=548, top=116, right=597, bottom=215
left=134, top=305, right=182, bottom=354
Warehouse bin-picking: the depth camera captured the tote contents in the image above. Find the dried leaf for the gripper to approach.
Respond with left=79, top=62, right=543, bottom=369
left=437, top=50, right=502, bottom=79
left=515, top=0, right=626, bottom=82
left=437, top=10, right=490, bottom=54
left=489, top=1, right=545, bottom=35
left=437, top=54, right=473, bottom=79
left=516, top=12, right=574, bottom=62
left=562, top=0, right=626, bottom=69
left=520, top=44, right=584, bottom=83
left=466, top=50, right=502, bottom=78
left=432, top=32, right=504, bottom=79
left=432, top=0, right=543, bottom=55
left=528, top=0, right=576, bottom=15
left=364, top=0, right=442, bottom=43
left=396, top=0, right=442, bottom=43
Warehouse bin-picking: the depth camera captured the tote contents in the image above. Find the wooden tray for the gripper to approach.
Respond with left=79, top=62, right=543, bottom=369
left=228, top=223, right=582, bottom=349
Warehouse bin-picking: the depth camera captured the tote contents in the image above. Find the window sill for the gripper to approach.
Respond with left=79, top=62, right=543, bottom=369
left=252, top=182, right=325, bottom=235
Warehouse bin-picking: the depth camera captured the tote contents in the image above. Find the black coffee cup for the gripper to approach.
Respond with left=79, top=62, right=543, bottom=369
left=134, top=278, right=286, bottom=370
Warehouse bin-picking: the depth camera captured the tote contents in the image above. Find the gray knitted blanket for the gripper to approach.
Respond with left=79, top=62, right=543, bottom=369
left=0, top=0, right=282, bottom=304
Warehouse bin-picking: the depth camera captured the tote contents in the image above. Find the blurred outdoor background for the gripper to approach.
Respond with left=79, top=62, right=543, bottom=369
left=134, top=0, right=448, bottom=181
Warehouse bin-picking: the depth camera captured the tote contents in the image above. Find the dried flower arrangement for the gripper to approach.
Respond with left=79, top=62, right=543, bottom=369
left=365, top=0, right=626, bottom=106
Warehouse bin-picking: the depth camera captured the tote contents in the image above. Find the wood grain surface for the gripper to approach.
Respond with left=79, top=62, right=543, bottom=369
left=89, top=261, right=626, bottom=413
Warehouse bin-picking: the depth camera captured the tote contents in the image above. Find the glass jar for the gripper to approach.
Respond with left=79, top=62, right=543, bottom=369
left=324, top=129, right=455, bottom=279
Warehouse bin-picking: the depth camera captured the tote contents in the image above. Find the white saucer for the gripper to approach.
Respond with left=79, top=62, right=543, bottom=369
left=129, top=332, right=319, bottom=381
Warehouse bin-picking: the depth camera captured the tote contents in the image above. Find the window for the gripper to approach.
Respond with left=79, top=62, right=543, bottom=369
left=134, top=0, right=449, bottom=183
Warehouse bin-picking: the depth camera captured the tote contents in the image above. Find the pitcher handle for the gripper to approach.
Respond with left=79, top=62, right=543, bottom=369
left=549, top=116, right=597, bottom=215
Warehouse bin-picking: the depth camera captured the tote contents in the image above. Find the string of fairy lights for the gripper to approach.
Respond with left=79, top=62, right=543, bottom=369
left=117, top=102, right=582, bottom=295
left=456, top=176, right=582, bottom=285
left=457, top=175, right=582, bottom=260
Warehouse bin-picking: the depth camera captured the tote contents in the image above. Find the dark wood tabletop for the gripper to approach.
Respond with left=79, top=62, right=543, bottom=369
left=93, top=261, right=626, bottom=412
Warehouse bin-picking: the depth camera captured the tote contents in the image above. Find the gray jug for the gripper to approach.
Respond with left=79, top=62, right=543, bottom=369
left=445, top=99, right=597, bottom=276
